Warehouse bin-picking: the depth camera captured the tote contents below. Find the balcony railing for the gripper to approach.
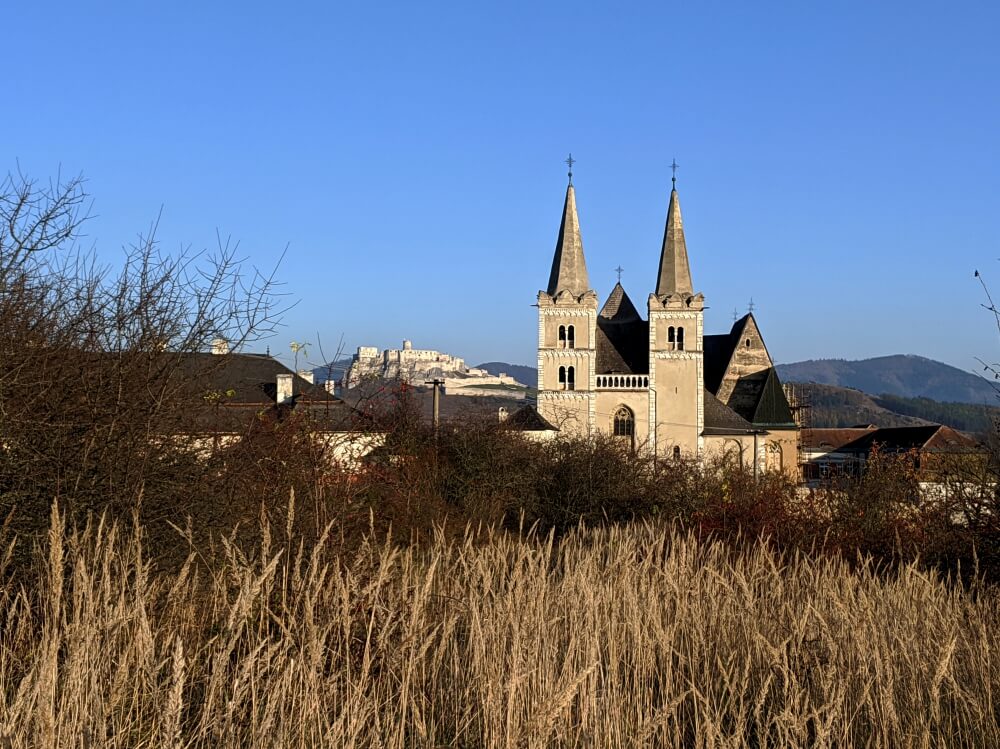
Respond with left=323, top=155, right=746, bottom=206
left=596, top=375, right=648, bottom=389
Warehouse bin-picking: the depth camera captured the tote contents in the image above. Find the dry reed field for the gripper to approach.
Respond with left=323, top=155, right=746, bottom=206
left=0, top=505, right=997, bottom=748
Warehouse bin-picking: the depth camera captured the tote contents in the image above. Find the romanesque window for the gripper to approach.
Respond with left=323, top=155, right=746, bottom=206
left=613, top=406, right=634, bottom=448
left=567, top=325, right=575, bottom=349
left=677, top=327, right=685, bottom=351
left=567, top=366, right=575, bottom=391
left=558, top=325, right=566, bottom=348
left=667, top=326, right=675, bottom=351
left=558, top=366, right=566, bottom=389
left=673, top=446, right=681, bottom=461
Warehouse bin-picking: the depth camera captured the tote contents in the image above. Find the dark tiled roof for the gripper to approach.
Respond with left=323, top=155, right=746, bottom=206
left=802, top=427, right=877, bottom=450
left=599, top=283, right=641, bottom=322
left=175, top=352, right=325, bottom=404
left=703, top=390, right=755, bottom=434
left=504, top=405, right=558, bottom=432
left=839, top=425, right=980, bottom=454
left=596, top=319, right=649, bottom=374
left=726, top=367, right=795, bottom=427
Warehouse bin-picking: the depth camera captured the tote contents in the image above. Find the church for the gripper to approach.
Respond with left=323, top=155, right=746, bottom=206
left=535, top=165, right=799, bottom=477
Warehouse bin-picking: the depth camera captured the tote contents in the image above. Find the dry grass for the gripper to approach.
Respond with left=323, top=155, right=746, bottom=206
left=0, top=504, right=997, bottom=748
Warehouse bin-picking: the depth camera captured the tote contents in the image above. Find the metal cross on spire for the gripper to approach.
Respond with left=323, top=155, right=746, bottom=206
left=670, top=158, right=680, bottom=189
left=615, top=265, right=624, bottom=282
left=566, top=153, right=576, bottom=185
left=748, top=297, right=756, bottom=315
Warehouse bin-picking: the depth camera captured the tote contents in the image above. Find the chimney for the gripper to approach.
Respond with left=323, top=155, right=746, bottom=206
left=276, top=373, right=294, bottom=404
left=298, top=370, right=315, bottom=384
left=211, top=337, right=230, bottom=355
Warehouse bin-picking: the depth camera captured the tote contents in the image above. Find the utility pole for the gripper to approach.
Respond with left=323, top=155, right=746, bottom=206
left=425, top=379, right=444, bottom=435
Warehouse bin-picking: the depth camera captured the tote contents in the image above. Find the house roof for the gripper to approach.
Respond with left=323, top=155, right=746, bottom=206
left=703, top=390, right=755, bottom=434
left=503, top=405, right=558, bottom=432
left=839, top=425, right=981, bottom=454
left=174, top=352, right=326, bottom=404
left=801, top=427, right=877, bottom=451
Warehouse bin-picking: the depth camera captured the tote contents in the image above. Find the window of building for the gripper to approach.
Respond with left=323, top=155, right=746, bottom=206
left=558, top=366, right=566, bottom=389
left=558, top=325, right=566, bottom=348
left=567, top=325, right=575, bottom=349
left=567, top=365, right=575, bottom=391
left=667, top=326, right=675, bottom=351
left=673, top=446, right=681, bottom=461
left=613, top=406, right=634, bottom=449
left=677, top=326, right=685, bottom=351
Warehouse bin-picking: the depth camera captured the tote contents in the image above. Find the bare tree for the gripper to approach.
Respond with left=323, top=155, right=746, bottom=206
left=0, top=168, right=288, bottom=546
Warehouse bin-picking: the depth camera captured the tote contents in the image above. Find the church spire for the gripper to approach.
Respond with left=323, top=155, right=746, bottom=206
left=654, top=181, right=693, bottom=297
left=546, top=175, right=590, bottom=297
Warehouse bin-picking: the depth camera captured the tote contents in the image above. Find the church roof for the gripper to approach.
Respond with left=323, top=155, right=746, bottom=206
left=504, top=405, right=558, bottom=432
left=599, top=282, right=641, bottom=322
left=654, top=187, right=694, bottom=297
left=596, top=318, right=649, bottom=374
left=703, top=390, right=755, bottom=434
left=546, top=183, right=590, bottom=296
left=702, top=313, right=766, bottom=395
left=727, top=367, right=796, bottom=427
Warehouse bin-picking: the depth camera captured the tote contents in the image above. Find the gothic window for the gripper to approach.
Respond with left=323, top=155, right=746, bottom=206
left=677, top=326, right=685, bottom=351
left=567, top=325, right=575, bottom=349
left=558, top=366, right=566, bottom=389
left=558, top=325, right=566, bottom=348
left=613, top=406, right=634, bottom=448
left=673, top=446, right=681, bottom=461
left=567, top=366, right=576, bottom=391
left=667, top=326, right=675, bottom=351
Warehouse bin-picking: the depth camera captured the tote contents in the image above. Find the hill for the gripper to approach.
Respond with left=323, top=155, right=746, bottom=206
left=474, top=362, right=537, bottom=386
left=793, top=382, right=1000, bottom=433
left=777, top=355, right=997, bottom=405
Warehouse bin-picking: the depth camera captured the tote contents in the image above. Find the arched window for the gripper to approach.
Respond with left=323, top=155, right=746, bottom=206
left=767, top=443, right=784, bottom=472
left=667, top=326, right=676, bottom=351
left=558, top=366, right=566, bottom=389
left=677, top=326, right=685, bottom=351
left=613, top=406, right=634, bottom=449
left=673, top=446, right=681, bottom=461
left=567, top=366, right=575, bottom=391
left=567, top=325, right=575, bottom=349
left=745, top=338, right=751, bottom=348
left=558, top=325, right=566, bottom=348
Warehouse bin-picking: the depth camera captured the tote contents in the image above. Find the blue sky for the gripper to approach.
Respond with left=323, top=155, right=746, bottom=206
left=5, top=1, right=1000, bottom=372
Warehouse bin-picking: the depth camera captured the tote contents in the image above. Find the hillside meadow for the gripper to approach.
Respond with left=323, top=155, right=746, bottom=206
left=0, top=504, right=997, bottom=748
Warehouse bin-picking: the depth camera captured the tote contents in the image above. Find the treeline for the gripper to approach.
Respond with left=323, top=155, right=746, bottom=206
left=873, top=393, right=1000, bottom=434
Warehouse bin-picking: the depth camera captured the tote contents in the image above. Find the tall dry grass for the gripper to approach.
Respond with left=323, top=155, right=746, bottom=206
left=0, top=503, right=997, bottom=748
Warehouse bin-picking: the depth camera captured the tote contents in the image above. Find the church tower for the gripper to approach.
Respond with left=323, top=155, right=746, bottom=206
left=536, top=161, right=598, bottom=434
left=648, top=177, right=705, bottom=457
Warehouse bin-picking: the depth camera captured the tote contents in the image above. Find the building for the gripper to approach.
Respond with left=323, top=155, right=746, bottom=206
left=535, top=170, right=798, bottom=476
left=342, top=340, right=525, bottom=391
left=801, top=425, right=988, bottom=488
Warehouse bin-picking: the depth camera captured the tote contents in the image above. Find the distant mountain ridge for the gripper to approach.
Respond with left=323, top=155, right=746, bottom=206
left=475, top=362, right=537, bottom=388
left=776, top=355, right=997, bottom=405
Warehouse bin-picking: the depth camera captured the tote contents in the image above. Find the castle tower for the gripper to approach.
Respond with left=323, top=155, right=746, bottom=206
left=536, top=171, right=598, bottom=434
left=648, top=181, right=705, bottom=457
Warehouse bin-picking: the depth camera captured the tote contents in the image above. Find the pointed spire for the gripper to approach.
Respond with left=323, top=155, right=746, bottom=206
left=546, top=181, right=590, bottom=297
left=655, top=183, right=693, bottom=297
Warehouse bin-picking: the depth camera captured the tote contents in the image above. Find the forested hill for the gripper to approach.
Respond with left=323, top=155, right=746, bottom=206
left=793, top=382, right=999, bottom=434
left=776, top=355, right=997, bottom=405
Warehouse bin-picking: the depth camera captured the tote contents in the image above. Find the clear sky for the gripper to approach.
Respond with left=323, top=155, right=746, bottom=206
left=5, top=1, right=999, bottom=372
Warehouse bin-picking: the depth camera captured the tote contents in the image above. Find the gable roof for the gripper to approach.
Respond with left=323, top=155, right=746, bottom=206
left=702, top=313, right=775, bottom=398
left=838, top=425, right=981, bottom=454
